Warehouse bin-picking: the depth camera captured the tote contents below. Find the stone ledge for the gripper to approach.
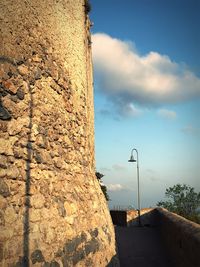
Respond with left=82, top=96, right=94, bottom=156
left=157, top=208, right=200, bottom=267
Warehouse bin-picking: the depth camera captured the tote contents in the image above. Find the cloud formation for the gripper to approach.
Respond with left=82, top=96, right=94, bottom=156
left=99, top=167, right=111, bottom=172
left=112, top=164, right=126, bottom=171
left=107, top=183, right=125, bottom=191
left=92, top=33, right=200, bottom=113
left=181, top=125, right=199, bottom=135
left=121, top=103, right=142, bottom=117
left=157, top=108, right=177, bottom=120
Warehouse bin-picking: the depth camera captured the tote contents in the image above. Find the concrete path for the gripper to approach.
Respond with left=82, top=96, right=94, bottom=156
left=115, top=226, right=174, bottom=267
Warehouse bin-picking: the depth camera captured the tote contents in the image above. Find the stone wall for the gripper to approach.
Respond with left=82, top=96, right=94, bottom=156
left=157, top=208, right=200, bottom=267
left=127, top=208, right=158, bottom=227
left=110, top=208, right=158, bottom=227
left=110, top=211, right=127, bottom=227
left=0, top=1, right=119, bottom=266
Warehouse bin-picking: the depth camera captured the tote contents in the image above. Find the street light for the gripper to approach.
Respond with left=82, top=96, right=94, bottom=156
left=128, top=148, right=141, bottom=226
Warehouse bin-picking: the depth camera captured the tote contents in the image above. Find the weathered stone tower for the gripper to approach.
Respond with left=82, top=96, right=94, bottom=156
left=0, top=0, right=118, bottom=266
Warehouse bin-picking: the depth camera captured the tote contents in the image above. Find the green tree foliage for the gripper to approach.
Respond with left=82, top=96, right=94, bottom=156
left=157, top=184, right=200, bottom=224
left=95, top=172, right=110, bottom=201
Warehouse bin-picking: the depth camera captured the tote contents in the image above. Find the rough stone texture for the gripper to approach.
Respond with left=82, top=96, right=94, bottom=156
left=0, top=1, right=118, bottom=266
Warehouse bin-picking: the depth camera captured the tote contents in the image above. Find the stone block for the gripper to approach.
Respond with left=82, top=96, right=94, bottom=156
left=0, top=169, right=7, bottom=178
left=31, top=193, right=45, bottom=209
left=30, top=209, right=41, bottom=223
left=13, top=146, right=27, bottom=159
left=7, top=166, right=20, bottom=179
left=31, top=249, right=45, bottom=264
left=0, top=228, right=14, bottom=241
left=64, top=202, right=77, bottom=216
left=32, top=55, right=42, bottom=63
left=16, top=87, right=25, bottom=100
left=17, top=65, right=29, bottom=76
left=0, top=137, right=17, bottom=155
left=4, top=238, right=23, bottom=260
left=0, top=196, right=7, bottom=210
left=8, top=117, right=29, bottom=135
left=0, top=180, right=10, bottom=197
left=35, top=134, right=48, bottom=149
left=4, top=206, right=17, bottom=224
left=2, top=80, right=17, bottom=94
left=0, top=104, right=11, bottom=120
left=0, top=155, right=8, bottom=168
left=40, top=208, right=51, bottom=219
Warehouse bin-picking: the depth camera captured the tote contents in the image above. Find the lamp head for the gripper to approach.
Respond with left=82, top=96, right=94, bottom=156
left=128, top=155, right=136, bottom=162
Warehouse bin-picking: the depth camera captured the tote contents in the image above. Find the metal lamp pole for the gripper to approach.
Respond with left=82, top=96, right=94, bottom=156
left=128, top=148, right=141, bottom=226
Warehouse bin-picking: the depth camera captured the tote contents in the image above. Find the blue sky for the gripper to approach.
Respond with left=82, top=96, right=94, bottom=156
left=90, top=0, right=200, bottom=209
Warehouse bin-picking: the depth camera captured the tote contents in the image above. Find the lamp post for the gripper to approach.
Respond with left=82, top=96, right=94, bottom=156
left=128, top=148, right=141, bottom=226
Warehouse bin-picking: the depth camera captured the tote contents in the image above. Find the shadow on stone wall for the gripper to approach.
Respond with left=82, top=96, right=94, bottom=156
left=0, top=56, right=33, bottom=266
left=110, top=210, right=127, bottom=227
left=106, top=254, right=120, bottom=267
left=23, top=82, right=33, bottom=266
left=110, top=208, right=159, bottom=227
left=14, top=227, right=118, bottom=266
left=127, top=209, right=159, bottom=227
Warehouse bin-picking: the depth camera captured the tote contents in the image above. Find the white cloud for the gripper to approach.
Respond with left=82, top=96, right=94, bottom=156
left=157, top=108, right=177, bottom=119
left=92, top=33, right=200, bottom=111
left=107, top=183, right=125, bottom=191
left=122, top=103, right=142, bottom=117
left=99, top=167, right=111, bottom=172
left=181, top=125, right=199, bottom=135
left=112, top=164, right=126, bottom=171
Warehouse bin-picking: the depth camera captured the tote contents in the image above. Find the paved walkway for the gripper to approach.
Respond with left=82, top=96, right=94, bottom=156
left=115, top=226, right=174, bottom=267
